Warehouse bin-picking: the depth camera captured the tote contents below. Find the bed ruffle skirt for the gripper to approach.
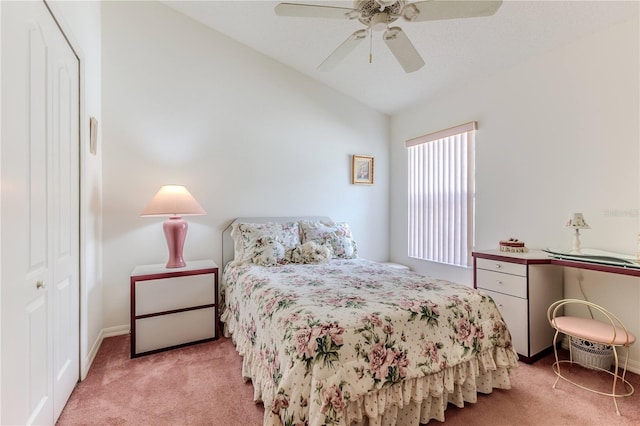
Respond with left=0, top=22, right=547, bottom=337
left=344, top=348, right=517, bottom=426
left=222, top=311, right=519, bottom=426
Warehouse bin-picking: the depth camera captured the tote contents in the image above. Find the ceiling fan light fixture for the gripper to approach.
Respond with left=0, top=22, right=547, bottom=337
left=370, top=12, right=389, bottom=31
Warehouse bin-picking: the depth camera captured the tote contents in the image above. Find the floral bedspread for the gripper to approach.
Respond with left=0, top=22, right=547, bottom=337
left=221, top=259, right=517, bottom=426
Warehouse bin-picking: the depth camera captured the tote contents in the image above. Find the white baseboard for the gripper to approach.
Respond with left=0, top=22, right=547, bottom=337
left=80, top=329, right=103, bottom=380
left=80, top=325, right=130, bottom=381
left=102, top=324, right=130, bottom=338
left=627, top=359, right=640, bottom=376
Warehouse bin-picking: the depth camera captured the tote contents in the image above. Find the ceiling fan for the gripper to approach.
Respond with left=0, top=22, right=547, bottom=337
left=275, top=0, right=503, bottom=73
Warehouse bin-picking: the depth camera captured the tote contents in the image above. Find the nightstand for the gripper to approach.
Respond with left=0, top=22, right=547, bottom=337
left=472, top=250, right=563, bottom=363
left=130, top=259, right=219, bottom=358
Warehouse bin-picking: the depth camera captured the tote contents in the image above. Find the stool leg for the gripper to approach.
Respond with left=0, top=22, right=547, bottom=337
left=611, top=347, right=621, bottom=415
left=552, top=331, right=561, bottom=388
left=620, top=346, right=633, bottom=394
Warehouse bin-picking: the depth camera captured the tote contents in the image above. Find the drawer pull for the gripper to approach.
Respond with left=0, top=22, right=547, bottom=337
left=495, top=264, right=502, bottom=269
left=496, top=280, right=503, bottom=285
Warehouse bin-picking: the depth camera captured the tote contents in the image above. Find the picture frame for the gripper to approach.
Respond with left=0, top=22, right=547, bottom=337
left=352, top=154, right=374, bottom=185
left=89, top=116, right=98, bottom=155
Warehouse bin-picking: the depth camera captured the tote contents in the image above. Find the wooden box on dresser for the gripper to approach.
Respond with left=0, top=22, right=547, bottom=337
left=472, top=250, right=563, bottom=363
left=130, top=259, right=219, bottom=358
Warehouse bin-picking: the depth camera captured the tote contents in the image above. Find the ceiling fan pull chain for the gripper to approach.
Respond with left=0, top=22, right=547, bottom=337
left=369, top=30, right=373, bottom=64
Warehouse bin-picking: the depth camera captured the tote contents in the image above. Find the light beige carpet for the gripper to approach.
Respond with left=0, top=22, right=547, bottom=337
left=57, top=335, right=640, bottom=425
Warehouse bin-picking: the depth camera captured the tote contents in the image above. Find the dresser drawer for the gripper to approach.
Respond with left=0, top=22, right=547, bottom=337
left=135, top=273, right=214, bottom=315
left=476, top=258, right=526, bottom=276
left=135, top=308, right=215, bottom=354
left=482, top=289, right=528, bottom=356
left=476, top=269, right=527, bottom=298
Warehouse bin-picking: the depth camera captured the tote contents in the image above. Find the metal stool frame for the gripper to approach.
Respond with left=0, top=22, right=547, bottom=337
left=547, top=299, right=635, bottom=416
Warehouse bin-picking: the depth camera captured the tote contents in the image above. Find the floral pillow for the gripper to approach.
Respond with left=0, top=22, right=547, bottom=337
left=299, top=220, right=358, bottom=259
left=252, top=236, right=287, bottom=267
left=230, top=222, right=300, bottom=265
left=290, top=241, right=332, bottom=264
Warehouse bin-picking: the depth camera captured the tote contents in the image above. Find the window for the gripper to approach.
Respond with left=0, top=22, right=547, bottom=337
left=406, top=122, right=476, bottom=267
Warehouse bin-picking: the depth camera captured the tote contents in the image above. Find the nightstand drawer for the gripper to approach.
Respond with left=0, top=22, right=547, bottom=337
left=476, top=269, right=527, bottom=298
left=476, top=258, right=526, bottom=276
left=136, top=274, right=214, bottom=315
left=135, top=308, right=215, bottom=354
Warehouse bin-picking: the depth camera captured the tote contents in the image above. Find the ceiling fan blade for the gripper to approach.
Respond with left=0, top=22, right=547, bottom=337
left=403, top=0, right=503, bottom=22
left=318, top=29, right=368, bottom=71
left=383, top=27, right=425, bottom=73
left=275, top=3, right=357, bottom=19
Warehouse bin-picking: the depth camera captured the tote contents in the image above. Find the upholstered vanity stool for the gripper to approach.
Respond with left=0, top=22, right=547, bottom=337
left=547, top=299, right=636, bottom=415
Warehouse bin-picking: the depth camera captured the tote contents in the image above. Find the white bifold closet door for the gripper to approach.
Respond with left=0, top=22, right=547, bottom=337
left=1, top=1, right=80, bottom=424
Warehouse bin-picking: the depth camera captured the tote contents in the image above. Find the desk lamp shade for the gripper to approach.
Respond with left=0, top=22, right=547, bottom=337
left=141, top=185, right=206, bottom=268
left=566, top=212, right=590, bottom=254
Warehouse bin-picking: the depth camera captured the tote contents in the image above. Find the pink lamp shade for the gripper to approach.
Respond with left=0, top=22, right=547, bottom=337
left=141, top=185, right=206, bottom=268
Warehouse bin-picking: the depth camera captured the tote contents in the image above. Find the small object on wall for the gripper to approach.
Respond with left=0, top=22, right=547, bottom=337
left=89, top=116, right=98, bottom=155
left=499, top=238, right=527, bottom=253
left=565, top=212, right=590, bottom=254
left=352, top=154, right=374, bottom=185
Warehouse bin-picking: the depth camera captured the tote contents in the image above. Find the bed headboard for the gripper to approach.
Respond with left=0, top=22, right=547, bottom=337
left=222, top=216, right=332, bottom=268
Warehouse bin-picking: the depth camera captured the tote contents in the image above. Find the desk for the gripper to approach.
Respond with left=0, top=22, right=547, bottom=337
left=546, top=257, right=640, bottom=278
left=473, top=249, right=640, bottom=363
left=474, top=249, right=640, bottom=277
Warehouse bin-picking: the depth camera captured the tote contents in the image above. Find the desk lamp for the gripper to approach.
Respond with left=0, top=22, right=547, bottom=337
left=566, top=213, right=590, bottom=254
left=141, top=185, right=206, bottom=268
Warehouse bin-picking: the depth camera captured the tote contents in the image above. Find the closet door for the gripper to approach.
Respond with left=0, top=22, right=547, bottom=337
left=1, top=1, right=80, bottom=424
left=50, top=5, right=80, bottom=419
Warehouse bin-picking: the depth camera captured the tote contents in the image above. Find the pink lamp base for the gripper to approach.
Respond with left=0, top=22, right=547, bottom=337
left=163, top=216, right=187, bottom=268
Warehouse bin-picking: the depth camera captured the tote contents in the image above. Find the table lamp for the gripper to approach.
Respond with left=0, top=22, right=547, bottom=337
left=141, top=185, right=206, bottom=268
left=565, top=212, right=590, bottom=254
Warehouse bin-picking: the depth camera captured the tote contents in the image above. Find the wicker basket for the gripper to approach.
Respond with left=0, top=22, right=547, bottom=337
left=571, top=337, right=613, bottom=370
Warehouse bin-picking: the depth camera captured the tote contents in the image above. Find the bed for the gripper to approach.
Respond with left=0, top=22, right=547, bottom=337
left=220, top=217, right=518, bottom=426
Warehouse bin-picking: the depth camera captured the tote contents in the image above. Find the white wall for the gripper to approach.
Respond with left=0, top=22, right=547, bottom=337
left=101, top=1, right=390, bottom=330
left=45, top=0, right=103, bottom=379
left=390, top=17, right=640, bottom=371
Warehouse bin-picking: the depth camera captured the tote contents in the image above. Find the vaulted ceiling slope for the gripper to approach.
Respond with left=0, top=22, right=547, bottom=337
left=163, top=1, right=639, bottom=115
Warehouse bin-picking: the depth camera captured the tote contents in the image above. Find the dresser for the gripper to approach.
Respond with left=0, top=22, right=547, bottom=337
left=130, top=259, right=219, bottom=357
left=472, top=250, right=563, bottom=363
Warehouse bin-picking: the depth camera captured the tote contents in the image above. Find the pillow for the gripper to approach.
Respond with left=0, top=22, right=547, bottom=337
left=230, top=221, right=300, bottom=264
left=252, top=236, right=287, bottom=267
left=299, top=220, right=358, bottom=259
left=289, top=241, right=332, bottom=264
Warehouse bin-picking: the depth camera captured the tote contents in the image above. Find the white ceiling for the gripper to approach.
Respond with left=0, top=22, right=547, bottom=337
left=162, top=0, right=639, bottom=115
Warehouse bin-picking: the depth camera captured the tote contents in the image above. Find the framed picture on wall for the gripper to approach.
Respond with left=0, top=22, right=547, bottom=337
left=352, top=154, right=374, bottom=185
left=89, top=116, right=98, bottom=155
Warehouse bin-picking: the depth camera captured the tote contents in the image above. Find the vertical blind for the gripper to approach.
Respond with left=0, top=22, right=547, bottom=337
left=406, top=122, right=476, bottom=267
